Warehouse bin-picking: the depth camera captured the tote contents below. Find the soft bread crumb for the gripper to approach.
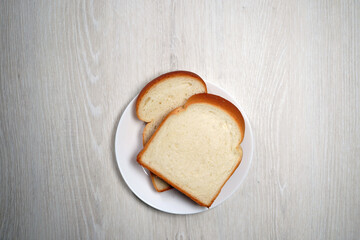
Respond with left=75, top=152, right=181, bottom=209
left=138, top=94, right=244, bottom=207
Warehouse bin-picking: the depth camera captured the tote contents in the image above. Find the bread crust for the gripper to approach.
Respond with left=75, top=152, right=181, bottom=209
left=142, top=123, right=152, bottom=145
left=135, top=71, right=207, bottom=122
left=137, top=93, right=245, bottom=207
left=150, top=173, right=172, bottom=192
left=185, top=93, right=245, bottom=143
left=144, top=124, right=172, bottom=192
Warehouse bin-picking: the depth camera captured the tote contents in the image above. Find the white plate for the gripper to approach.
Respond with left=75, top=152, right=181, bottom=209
left=115, top=82, right=254, bottom=214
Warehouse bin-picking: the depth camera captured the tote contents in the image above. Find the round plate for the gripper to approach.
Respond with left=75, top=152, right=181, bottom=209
left=115, top=82, right=254, bottom=214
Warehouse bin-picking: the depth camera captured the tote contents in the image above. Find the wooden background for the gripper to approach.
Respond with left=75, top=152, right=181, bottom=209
left=1, top=0, right=359, bottom=239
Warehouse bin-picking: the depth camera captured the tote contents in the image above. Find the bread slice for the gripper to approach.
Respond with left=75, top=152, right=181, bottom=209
left=136, top=71, right=207, bottom=192
left=137, top=93, right=245, bottom=207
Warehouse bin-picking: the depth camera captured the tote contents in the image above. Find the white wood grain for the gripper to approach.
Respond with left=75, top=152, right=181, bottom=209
left=0, top=0, right=359, bottom=239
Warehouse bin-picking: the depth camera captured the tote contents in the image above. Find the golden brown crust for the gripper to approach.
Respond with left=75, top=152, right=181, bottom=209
left=143, top=123, right=173, bottom=192
left=184, top=93, right=245, bottom=143
left=142, top=123, right=150, bottom=146
left=135, top=71, right=207, bottom=121
left=145, top=163, right=210, bottom=207
left=150, top=173, right=172, bottom=192
left=144, top=124, right=173, bottom=192
left=137, top=93, right=246, bottom=207
left=206, top=147, right=243, bottom=207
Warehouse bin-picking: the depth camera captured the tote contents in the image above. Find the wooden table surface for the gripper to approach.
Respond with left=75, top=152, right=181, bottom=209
left=1, top=1, right=359, bottom=239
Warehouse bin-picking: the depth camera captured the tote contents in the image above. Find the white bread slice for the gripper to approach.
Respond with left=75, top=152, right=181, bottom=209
left=136, top=71, right=207, bottom=192
left=137, top=93, right=245, bottom=207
